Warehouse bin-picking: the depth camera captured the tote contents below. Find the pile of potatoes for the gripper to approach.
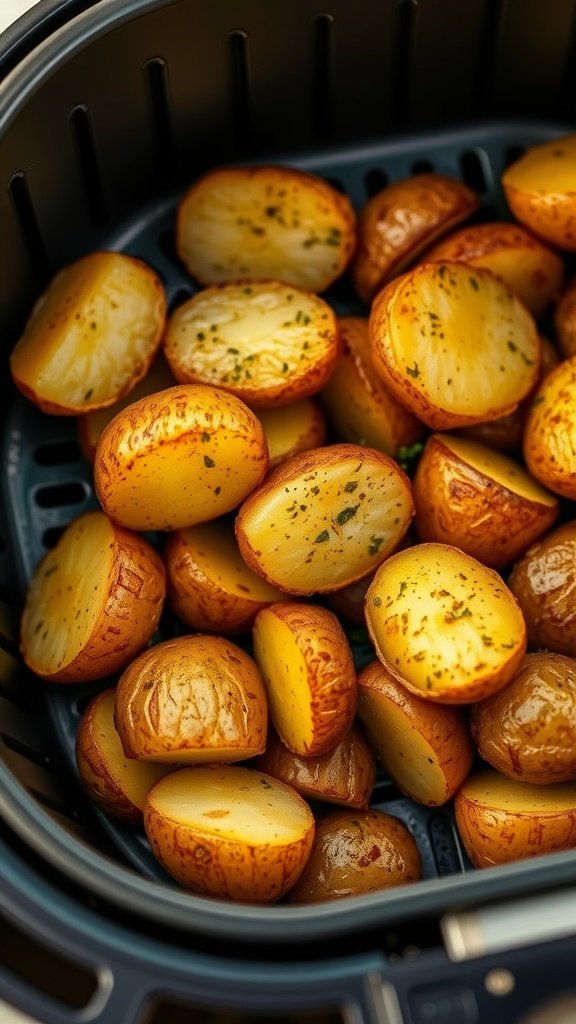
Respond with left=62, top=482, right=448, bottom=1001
left=12, top=136, right=576, bottom=903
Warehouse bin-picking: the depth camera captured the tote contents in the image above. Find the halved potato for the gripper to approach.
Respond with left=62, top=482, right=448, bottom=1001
left=351, top=174, right=478, bottom=303
left=424, top=222, right=564, bottom=316
left=235, top=443, right=414, bottom=595
left=164, top=281, right=339, bottom=408
left=502, top=134, right=576, bottom=250
left=176, top=166, right=356, bottom=292
left=20, top=511, right=165, bottom=683
left=524, top=354, right=576, bottom=498
left=252, top=602, right=356, bottom=756
left=554, top=277, right=576, bottom=357
left=325, top=570, right=376, bottom=625
left=412, top=433, right=558, bottom=568
left=114, top=635, right=267, bottom=763
left=257, top=726, right=375, bottom=809
left=75, top=688, right=171, bottom=823
left=164, top=520, right=285, bottom=634
left=285, top=809, right=421, bottom=903
left=94, top=384, right=268, bottom=531
left=144, top=765, right=315, bottom=902
left=508, top=522, right=576, bottom=656
left=257, top=399, right=326, bottom=469
left=10, top=252, right=166, bottom=415
left=455, top=770, right=576, bottom=867
left=357, top=660, right=473, bottom=805
left=365, top=542, right=527, bottom=703
left=320, top=317, right=424, bottom=455
left=370, top=262, right=540, bottom=430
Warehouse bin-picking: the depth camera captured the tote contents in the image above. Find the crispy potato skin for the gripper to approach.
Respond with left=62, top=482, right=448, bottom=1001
left=524, top=355, right=576, bottom=499
left=508, top=522, right=576, bottom=656
left=502, top=135, right=576, bottom=251
left=554, top=277, right=576, bottom=358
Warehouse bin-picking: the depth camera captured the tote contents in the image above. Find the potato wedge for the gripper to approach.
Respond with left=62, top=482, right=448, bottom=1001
left=455, top=770, right=576, bottom=868
left=285, top=809, right=421, bottom=903
left=412, top=433, right=558, bottom=568
left=75, top=688, right=171, bottom=823
left=554, top=277, right=576, bottom=358
left=257, top=399, right=327, bottom=469
left=10, top=252, right=166, bottom=415
left=94, top=384, right=268, bottom=531
left=357, top=660, right=473, bottom=805
left=252, top=602, right=356, bottom=756
left=351, top=174, right=478, bottom=303
left=508, top=522, right=576, bottom=656
left=144, top=765, right=315, bottom=902
left=114, top=635, right=267, bottom=763
left=164, top=520, right=285, bottom=635
left=320, top=317, right=424, bottom=455
left=370, top=262, right=540, bottom=430
left=164, top=281, right=339, bottom=408
left=502, top=134, right=576, bottom=251
left=365, top=542, right=527, bottom=703
left=235, top=443, right=413, bottom=595
left=524, top=354, right=576, bottom=499
left=424, top=222, right=564, bottom=316
left=176, top=166, right=356, bottom=292
left=257, top=726, right=375, bottom=809
left=470, top=653, right=576, bottom=785
left=20, top=511, right=165, bottom=683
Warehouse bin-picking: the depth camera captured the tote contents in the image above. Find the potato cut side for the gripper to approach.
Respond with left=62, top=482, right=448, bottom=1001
left=502, top=134, right=576, bottom=251
left=144, top=765, right=315, bottom=902
left=164, top=520, right=285, bottom=635
left=365, top=542, right=527, bottom=703
left=508, top=522, right=576, bottom=657
left=257, top=399, right=327, bottom=469
left=20, top=511, right=165, bottom=683
left=10, top=252, right=166, bottom=415
left=252, top=602, right=356, bottom=756
left=114, top=635, right=267, bottom=763
left=357, top=660, right=473, bottom=805
left=94, top=384, right=268, bottom=531
left=321, top=317, right=424, bottom=456
left=164, top=281, right=339, bottom=408
left=370, top=262, right=540, bottom=430
left=75, top=689, right=171, bottom=822
left=413, top=433, right=558, bottom=568
left=176, top=166, right=356, bottom=292
left=235, top=443, right=414, bottom=595
left=523, top=355, right=576, bottom=499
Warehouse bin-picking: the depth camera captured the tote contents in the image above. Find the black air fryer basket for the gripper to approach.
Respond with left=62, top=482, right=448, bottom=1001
left=2, top=2, right=576, bottom=1022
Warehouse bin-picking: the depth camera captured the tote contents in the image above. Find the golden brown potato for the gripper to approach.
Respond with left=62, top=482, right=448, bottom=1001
left=325, top=571, right=375, bottom=625
left=164, top=520, right=285, bottom=635
left=502, top=134, right=576, bottom=251
left=455, top=770, right=576, bottom=868
left=285, top=809, right=421, bottom=903
left=10, top=252, right=166, bottom=415
left=164, top=282, right=339, bottom=408
left=257, top=400, right=326, bottom=469
left=424, top=222, right=564, bottom=316
left=257, top=726, right=375, bottom=809
left=351, top=174, right=478, bottom=303
left=357, top=660, right=473, bottom=805
left=370, top=262, right=540, bottom=430
left=75, top=689, right=171, bottom=823
left=365, top=542, right=527, bottom=703
left=20, top=511, right=165, bottom=683
left=523, top=355, right=576, bottom=499
left=176, top=166, right=356, bottom=293
left=114, top=635, right=267, bottom=763
left=252, top=602, right=356, bottom=756
left=94, top=384, right=268, bottom=531
left=554, top=277, right=576, bottom=357
left=412, top=433, right=558, bottom=568
left=320, top=317, right=424, bottom=455
left=235, top=443, right=414, bottom=595
left=508, top=522, right=576, bottom=656
left=470, top=653, right=576, bottom=785
left=144, top=765, right=315, bottom=902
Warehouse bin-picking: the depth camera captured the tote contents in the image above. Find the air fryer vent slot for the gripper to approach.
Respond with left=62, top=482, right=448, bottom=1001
left=312, top=13, right=334, bottom=138
left=7, top=171, right=50, bottom=287
left=33, top=481, right=90, bottom=510
left=143, top=57, right=174, bottom=182
left=69, top=105, right=108, bottom=227
left=460, top=149, right=490, bottom=193
left=364, top=168, right=389, bottom=197
left=0, top=732, right=54, bottom=772
left=33, top=440, right=82, bottom=467
left=226, top=30, right=252, bottom=154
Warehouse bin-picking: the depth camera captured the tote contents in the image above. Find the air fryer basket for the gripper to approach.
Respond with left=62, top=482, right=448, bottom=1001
left=2, top=2, right=576, bottom=1022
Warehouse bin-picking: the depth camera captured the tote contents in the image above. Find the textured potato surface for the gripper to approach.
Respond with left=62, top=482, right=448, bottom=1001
left=523, top=355, right=576, bottom=499
left=554, top=276, right=576, bottom=357
left=257, top=399, right=326, bottom=469
left=508, top=522, right=576, bottom=656
left=502, top=134, right=576, bottom=250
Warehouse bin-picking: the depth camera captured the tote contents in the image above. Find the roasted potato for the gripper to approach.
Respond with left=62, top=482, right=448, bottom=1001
left=455, top=770, right=576, bottom=867
left=508, top=522, right=576, bottom=656
left=502, top=134, right=576, bottom=250
left=523, top=354, right=576, bottom=499
left=370, top=262, right=540, bottom=430
left=365, top=542, right=527, bottom=703
left=235, top=442, right=413, bottom=595
left=10, top=252, right=166, bottom=415
left=325, top=570, right=376, bottom=625
left=20, top=511, right=165, bottom=683
left=144, top=765, right=315, bottom=902
left=256, top=399, right=327, bottom=469
left=554, top=276, right=576, bottom=358
left=94, top=384, right=268, bottom=531
left=176, top=166, right=356, bottom=293
left=351, top=173, right=478, bottom=303
left=285, top=808, right=421, bottom=903
left=114, top=635, right=267, bottom=763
